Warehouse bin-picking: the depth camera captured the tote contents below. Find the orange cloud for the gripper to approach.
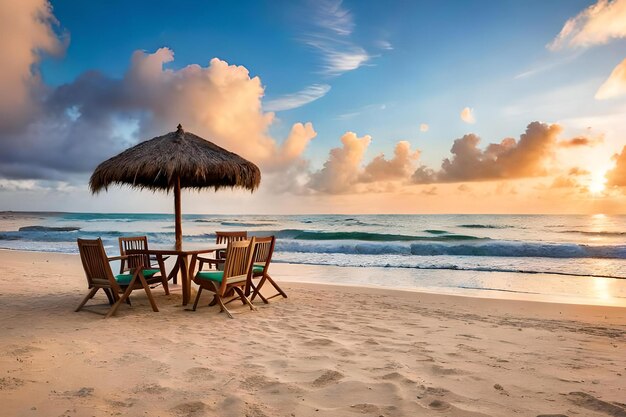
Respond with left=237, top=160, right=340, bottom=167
left=460, top=107, right=475, bottom=124
left=595, top=58, right=626, bottom=99
left=125, top=50, right=316, bottom=170
left=606, top=146, right=626, bottom=186
left=413, top=122, right=562, bottom=183
left=549, top=0, right=626, bottom=50
left=308, top=132, right=371, bottom=194
left=0, top=0, right=65, bottom=131
left=360, top=141, right=420, bottom=183
left=568, top=167, right=591, bottom=176
left=558, top=136, right=602, bottom=147
left=550, top=176, right=579, bottom=189
left=0, top=47, right=316, bottom=178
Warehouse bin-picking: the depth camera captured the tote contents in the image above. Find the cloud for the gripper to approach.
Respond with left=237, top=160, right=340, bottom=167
left=420, top=123, right=429, bottom=132
left=606, top=146, right=626, bottom=186
left=0, top=0, right=66, bottom=131
left=306, top=39, right=370, bottom=75
left=264, top=84, right=331, bottom=111
left=550, top=176, right=579, bottom=189
left=421, top=186, right=437, bottom=196
left=595, top=58, right=626, bottom=99
left=360, top=141, right=420, bottom=183
left=303, top=0, right=371, bottom=75
left=306, top=133, right=420, bottom=194
left=558, top=136, right=602, bottom=147
left=412, top=122, right=562, bottom=184
left=275, top=122, right=318, bottom=168
left=460, top=107, right=475, bottom=124
left=548, top=0, right=626, bottom=50
left=313, top=0, right=354, bottom=36
left=308, top=132, right=371, bottom=194
left=0, top=48, right=316, bottom=179
left=569, top=167, right=591, bottom=176
left=375, top=40, right=393, bottom=50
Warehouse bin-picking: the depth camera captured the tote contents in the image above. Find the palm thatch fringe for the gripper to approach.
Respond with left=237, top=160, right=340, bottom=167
left=90, top=125, right=260, bottom=193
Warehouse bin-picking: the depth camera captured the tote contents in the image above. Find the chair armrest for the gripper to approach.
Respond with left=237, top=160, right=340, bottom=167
left=108, top=255, right=130, bottom=261
left=196, top=256, right=224, bottom=263
left=197, top=256, right=224, bottom=271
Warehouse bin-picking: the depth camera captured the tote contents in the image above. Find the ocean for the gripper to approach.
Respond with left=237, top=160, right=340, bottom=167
left=2, top=212, right=625, bottom=304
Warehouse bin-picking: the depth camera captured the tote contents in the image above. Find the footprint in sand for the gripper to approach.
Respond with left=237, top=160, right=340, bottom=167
left=335, top=347, right=355, bottom=357
left=430, top=364, right=464, bottom=376
left=382, top=372, right=415, bottom=384
left=304, top=338, right=334, bottom=347
left=55, top=387, right=93, bottom=398
left=184, top=367, right=216, bottom=381
left=132, top=383, right=170, bottom=395
left=312, top=370, right=344, bottom=387
left=568, top=392, right=626, bottom=417
left=170, top=401, right=207, bottom=417
left=106, top=398, right=136, bottom=408
left=0, top=377, right=25, bottom=390
left=428, top=399, right=451, bottom=411
left=416, top=385, right=449, bottom=399
left=350, top=403, right=380, bottom=413
left=240, top=375, right=277, bottom=391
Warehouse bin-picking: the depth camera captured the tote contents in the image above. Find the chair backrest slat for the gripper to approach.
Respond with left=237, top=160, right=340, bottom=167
left=251, top=236, right=276, bottom=274
left=77, top=238, right=119, bottom=292
left=119, top=236, right=150, bottom=272
left=215, top=231, right=247, bottom=245
left=223, top=238, right=255, bottom=279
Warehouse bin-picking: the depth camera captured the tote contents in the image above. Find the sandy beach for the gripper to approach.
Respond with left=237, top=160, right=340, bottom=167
left=0, top=249, right=625, bottom=417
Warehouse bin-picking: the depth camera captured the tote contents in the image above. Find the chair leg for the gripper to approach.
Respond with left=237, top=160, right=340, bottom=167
left=157, top=257, right=169, bottom=295
left=161, top=275, right=170, bottom=295
left=192, top=286, right=203, bottom=311
left=266, top=275, right=288, bottom=298
left=250, top=280, right=269, bottom=304
left=138, top=273, right=159, bottom=312
left=215, top=295, right=234, bottom=319
left=232, top=286, right=256, bottom=312
left=103, top=288, right=115, bottom=305
left=75, top=288, right=99, bottom=312
left=106, top=282, right=135, bottom=318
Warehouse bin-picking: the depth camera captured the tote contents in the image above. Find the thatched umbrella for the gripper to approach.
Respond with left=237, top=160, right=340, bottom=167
left=90, top=124, right=261, bottom=250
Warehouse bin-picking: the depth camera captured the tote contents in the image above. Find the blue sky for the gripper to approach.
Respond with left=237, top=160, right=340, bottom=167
left=1, top=0, right=625, bottom=213
left=41, top=0, right=605, bottom=166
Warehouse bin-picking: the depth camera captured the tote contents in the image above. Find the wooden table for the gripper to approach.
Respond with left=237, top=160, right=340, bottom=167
left=129, top=244, right=226, bottom=306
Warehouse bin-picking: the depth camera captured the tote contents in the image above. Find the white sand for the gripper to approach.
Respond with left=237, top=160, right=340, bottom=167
left=0, top=249, right=625, bottom=417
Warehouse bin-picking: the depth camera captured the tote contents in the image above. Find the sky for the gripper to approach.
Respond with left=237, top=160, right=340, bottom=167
left=0, top=0, right=625, bottom=214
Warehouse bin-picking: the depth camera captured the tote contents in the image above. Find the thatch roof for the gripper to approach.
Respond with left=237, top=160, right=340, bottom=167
left=90, top=125, right=261, bottom=193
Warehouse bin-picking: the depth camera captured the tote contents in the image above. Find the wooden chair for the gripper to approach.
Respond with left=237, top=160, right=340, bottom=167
left=119, top=236, right=171, bottom=286
left=198, top=231, right=248, bottom=271
left=76, top=238, right=163, bottom=318
left=246, top=236, right=287, bottom=303
left=192, top=238, right=256, bottom=318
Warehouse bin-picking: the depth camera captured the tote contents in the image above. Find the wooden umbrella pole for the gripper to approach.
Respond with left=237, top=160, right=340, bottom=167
left=174, top=176, right=182, bottom=251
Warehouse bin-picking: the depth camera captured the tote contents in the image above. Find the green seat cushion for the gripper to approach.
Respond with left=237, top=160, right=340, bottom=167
left=196, top=271, right=247, bottom=284
left=115, top=269, right=159, bottom=285
left=252, top=265, right=264, bottom=274
left=196, top=271, right=224, bottom=282
left=115, top=273, right=134, bottom=285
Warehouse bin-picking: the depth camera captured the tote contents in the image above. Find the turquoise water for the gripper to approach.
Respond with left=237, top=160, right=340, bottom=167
left=2, top=211, right=626, bottom=304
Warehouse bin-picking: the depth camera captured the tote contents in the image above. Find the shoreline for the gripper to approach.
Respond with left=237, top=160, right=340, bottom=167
left=2, top=248, right=625, bottom=308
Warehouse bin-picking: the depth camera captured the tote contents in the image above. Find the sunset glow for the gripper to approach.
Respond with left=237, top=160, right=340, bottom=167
left=589, top=171, right=608, bottom=194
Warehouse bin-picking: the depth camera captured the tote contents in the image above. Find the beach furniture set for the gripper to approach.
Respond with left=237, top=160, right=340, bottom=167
left=75, top=231, right=286, bottom=318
